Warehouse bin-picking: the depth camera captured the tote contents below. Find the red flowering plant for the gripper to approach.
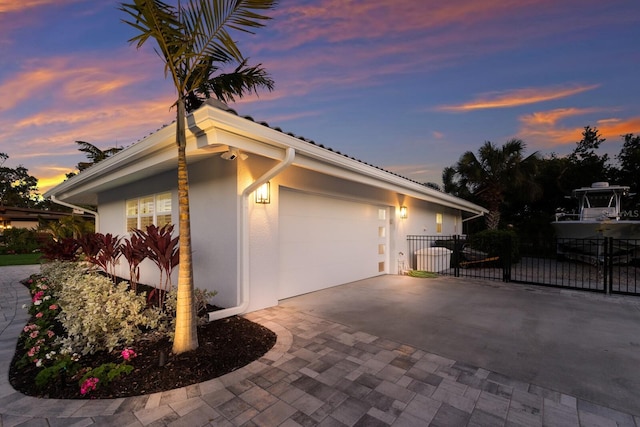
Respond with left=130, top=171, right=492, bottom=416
left=18, top=275, right=63, bottom=369
left=18, top=264, right=158, bottom=397
left=77, top=347, right=138, bottom=396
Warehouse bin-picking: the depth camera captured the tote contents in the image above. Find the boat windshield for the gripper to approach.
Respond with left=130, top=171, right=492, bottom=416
left=582, top=192, right=617, bottom=208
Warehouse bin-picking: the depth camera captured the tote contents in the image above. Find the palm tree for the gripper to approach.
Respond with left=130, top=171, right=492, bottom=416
left=444, top=139, right=540, bottom=230
left=75, top=141, right=123, bottom=171
left=120, top=0, right=276, bottom=354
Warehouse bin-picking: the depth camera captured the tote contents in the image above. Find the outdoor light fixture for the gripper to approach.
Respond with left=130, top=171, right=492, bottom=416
left=399, top=205, right=408, bottom=219
left=255, top=182, right=271, bottom=204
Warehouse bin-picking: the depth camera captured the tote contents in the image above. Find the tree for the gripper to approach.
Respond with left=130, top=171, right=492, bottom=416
left=120, top=0, right=276, bottom=354
left=558, top=126, right=610, bottom=193
left=75, top=141, right=124, bottom=171
left=613, top=133, right=640, bottom=210
left=0, top=153, right=43, bottom=208
left=443, top=139, right=540, bottom=230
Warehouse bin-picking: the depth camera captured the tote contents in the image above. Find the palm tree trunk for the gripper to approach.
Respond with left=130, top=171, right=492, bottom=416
left=172, top=98, right=198, bottom=354
left=485, top=210, right=501, bottom=230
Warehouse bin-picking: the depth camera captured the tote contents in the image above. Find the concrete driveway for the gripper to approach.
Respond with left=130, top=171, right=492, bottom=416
left=279, top=274, right=640, bottom=417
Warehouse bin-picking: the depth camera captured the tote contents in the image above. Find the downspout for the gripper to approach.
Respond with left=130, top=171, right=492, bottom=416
left=50, top=196, right=100, bottom=232
left=209, top=147, right=296, bottom=321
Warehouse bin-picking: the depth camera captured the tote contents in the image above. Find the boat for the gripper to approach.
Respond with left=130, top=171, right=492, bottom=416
left=551, top=182, right=640, bottom=263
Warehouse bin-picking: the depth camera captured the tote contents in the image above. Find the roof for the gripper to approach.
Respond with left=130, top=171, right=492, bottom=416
left=45, top=100, right=487, bottom=216
left=0, top=206, right=87, bottom=222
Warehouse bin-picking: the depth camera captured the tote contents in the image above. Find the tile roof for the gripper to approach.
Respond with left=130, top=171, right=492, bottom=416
left=211, top=102, right=442, bottom=191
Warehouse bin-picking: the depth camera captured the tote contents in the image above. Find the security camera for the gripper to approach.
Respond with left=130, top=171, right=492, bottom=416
left=220, top=148, right=248, bottom=161
left=221, top=148, right=239, bottom=161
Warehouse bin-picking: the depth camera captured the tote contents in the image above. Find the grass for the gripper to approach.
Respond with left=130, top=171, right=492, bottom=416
left=0, top=253, right=42, bottom=266
left=407, top=270, right=439, bottom=278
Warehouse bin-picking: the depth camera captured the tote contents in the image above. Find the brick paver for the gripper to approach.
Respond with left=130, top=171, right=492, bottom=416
left=1, top=265, right=638, bottom=426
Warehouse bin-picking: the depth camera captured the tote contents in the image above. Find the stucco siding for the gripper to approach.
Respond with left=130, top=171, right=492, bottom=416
left=98, top=169, right=177, bottom=287
left=187, top=157, right=238, bottom=308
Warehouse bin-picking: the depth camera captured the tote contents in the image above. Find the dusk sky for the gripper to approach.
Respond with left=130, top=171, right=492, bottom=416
left=1, top=1, right=639, bottom=193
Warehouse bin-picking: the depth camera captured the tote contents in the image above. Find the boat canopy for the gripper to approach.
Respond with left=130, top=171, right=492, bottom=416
left=572, top=182, right=629, bottom=221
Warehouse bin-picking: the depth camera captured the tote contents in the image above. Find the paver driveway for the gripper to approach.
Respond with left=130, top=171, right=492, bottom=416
left=280, top=274, right=640, bottom=417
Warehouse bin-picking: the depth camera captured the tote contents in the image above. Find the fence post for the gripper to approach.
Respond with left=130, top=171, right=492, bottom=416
left=503, top=234, right=512, bottom=282
left=603, top=237, right=610, bottom=294
left=607, top=237, right=614, bottom=294
left=453, top=235, right=460, bottom=277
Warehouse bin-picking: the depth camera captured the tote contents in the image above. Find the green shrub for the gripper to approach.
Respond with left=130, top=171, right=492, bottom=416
left=2, top=228, right=40, bottom=254
left=55, top=270, right=165, bottom=355
left=469, top=229, right=520, bottom=263
left=164, top=287, right=217, bottom=332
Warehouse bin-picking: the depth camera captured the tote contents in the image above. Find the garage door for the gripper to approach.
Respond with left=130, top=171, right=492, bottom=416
left=278, top=189, right=388, bottom=299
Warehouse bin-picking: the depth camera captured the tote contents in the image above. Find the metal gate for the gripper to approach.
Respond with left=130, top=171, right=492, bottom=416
left=406, top=235, right=640, bottom=296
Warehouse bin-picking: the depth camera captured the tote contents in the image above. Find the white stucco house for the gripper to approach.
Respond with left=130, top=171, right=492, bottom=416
left=44, top=100, right=486, bottom=319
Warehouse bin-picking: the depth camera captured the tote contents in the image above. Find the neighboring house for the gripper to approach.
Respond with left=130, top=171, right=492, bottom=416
left=0, top=206, right=87, bottom=234
left=44, top=100, right=487, bottom=317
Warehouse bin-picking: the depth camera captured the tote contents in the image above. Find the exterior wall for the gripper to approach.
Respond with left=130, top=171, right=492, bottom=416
left=242, top=157, right=281, bottom=312
left=95, top=150, right=466, bottom=315
left=187, top=157, right=238, bottom=308
left=241, top=158, right=464, bottom=312
left=395, top=198, right=461, bottom=236
left=98, top=169, right=177, bottom=288
left=97, top=160, right=238, bottom=308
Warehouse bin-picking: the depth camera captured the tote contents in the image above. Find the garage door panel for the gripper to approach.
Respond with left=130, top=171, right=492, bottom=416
left=279, top=190, right=387, bottom=299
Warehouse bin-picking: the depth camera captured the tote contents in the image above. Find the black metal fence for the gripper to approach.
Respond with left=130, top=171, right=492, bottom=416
left=405, top=235, right=640, bottom=296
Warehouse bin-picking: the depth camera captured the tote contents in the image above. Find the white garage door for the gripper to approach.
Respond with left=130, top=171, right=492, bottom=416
left=278, top=189, right=389, bottom=299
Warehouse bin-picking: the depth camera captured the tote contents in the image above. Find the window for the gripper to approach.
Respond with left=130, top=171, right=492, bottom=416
left=126, top=192, right=172, bottom=231
left=436, top=213, right=443, bottom=233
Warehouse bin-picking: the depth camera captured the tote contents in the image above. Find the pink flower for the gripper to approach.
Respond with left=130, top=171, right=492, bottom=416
left=49, top=304, right=58, bottom=310
left=35, top=312, right=43, bottom=318
left=27, top=346, right=40, bottom=357
left=121, top=348, right=137, bottom=361
left=32, top=291, right=44, bottom=302
left=29, top=331, right=39, bottom=339
left=47, top=330, right=55, bottom=338
left=80, top=377, right=99, bottom=395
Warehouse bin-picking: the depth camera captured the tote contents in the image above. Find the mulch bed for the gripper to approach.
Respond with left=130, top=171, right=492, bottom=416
left=9, top=281, right=277, bottom=399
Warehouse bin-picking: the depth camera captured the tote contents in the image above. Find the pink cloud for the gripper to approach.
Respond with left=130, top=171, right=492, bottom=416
left=1, top=52, right=162, bottom=112
left=438, top=85, right=600, bottom=112
left=518, top=108, right=640, bottom=149
left=0, top=0, right=76, bottom=13
left=266, top=0, right=622, bottom=56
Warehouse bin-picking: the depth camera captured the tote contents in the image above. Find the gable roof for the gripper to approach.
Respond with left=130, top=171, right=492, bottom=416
left=45, top=101, right=487, bottom=216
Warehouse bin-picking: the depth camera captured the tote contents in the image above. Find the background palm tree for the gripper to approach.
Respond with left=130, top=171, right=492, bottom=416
left=443, top=139, right=540, bottom=230
left=121, top=0, right=276, bottom=353
left=75, top=141, right=123, bottom=171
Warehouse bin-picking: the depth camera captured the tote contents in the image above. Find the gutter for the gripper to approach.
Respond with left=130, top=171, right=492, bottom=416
left=209, top=147, right=296, bottom=321
left=50, top=196, right=100, bottom=232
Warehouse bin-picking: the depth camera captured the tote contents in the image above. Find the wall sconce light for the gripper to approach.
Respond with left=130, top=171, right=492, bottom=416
left=255, top=182, right=271, bottom=204
left=399, top=205, right=408, bottom=219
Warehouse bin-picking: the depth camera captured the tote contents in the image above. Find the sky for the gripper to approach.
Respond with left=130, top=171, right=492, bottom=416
left=1, top=0, right=640, bottom=194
